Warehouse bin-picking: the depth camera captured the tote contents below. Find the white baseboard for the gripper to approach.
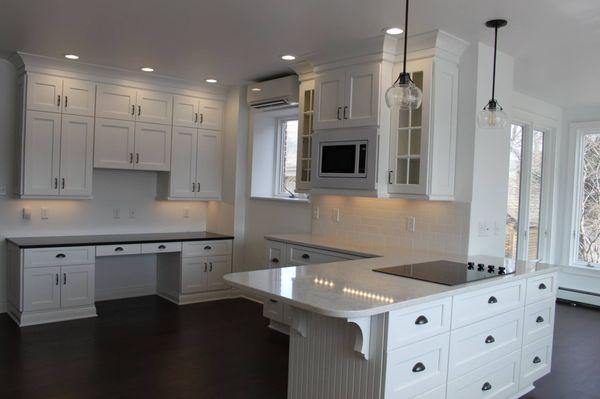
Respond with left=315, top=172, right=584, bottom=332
left=156, top=289, right=238, bottom=306
left=95, top=285, right=156, bottom=302
left=0, top=301, right=6, bottom=314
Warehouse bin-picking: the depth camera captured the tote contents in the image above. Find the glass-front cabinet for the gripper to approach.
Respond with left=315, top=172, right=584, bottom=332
left=296, top=79, right=315, bottom=192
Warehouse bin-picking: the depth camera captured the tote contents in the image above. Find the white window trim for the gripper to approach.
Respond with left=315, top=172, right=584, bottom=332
left=568, top=121, right=600, bottom=269
left=274, top=117, right=304, bottom=199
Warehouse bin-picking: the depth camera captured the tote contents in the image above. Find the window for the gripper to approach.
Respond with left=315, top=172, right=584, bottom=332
left=573, top=127, right=600, bottom=267
left=275, top=118, right=299, bottom=197
left=504, top=123, right=550, bottom=261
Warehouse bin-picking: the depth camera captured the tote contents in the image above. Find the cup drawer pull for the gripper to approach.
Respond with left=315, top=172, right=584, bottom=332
left=538, top=283, right=547, bottom=290
left=204, top=245, right=212, bottom=250
left=536, top=316, right=545, bottom=323
left=301, top=253, right=310, bottom=259
left=271, top=258, right=280, bottom=263
left=482, top=382, right=492, bottom=391
left=415, top=315, right=429, bottom=325
left=533, top=356, right=542, bottom=364
left=488, top=296, right=498, bottom=304
left=412, top=362, right=426, bottom=373
left=485, top=335, right=495, bottom=344
left=158, top=245, right=166, bottom=250
left=55, top=253, right=66, bottom=258
left=114, top=247, right=124, bottom=252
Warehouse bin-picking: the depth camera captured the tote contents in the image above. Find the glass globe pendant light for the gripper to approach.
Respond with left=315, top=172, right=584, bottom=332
left=385, top=0, right=423, bottom=110
left=477, top=19, right=509, bottom=129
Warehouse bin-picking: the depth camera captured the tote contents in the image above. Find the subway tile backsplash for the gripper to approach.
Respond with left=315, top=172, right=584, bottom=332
left=311, top=196, right=470, bottom=256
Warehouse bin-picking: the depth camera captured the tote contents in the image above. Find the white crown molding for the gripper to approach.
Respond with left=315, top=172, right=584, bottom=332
left=9, top=52, right=228, bottom=101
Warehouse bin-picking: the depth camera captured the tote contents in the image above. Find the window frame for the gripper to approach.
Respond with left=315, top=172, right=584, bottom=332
left=274, top=116, right=300, bottom=198
left=569, top=122, right=600, bottom=269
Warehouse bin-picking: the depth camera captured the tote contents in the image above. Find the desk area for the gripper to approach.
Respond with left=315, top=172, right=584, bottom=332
left=6, top=231, right=234, bottom=326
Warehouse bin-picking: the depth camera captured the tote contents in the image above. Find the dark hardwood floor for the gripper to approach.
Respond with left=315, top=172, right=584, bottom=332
left=0, top=298, right=598, bottom=399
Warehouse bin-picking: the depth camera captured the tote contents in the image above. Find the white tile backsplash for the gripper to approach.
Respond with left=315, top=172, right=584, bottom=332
left=312, top=195, right=470, bottom=255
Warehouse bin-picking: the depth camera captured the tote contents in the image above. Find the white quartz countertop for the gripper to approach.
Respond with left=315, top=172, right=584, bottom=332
left=224, top=234, right=560, bottom=318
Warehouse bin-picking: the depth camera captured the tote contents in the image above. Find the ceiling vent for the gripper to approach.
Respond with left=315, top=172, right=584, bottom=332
left=247, top=75, right=299, bottom=111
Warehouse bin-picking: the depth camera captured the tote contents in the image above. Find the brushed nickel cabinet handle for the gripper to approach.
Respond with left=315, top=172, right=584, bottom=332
left=533, top=356, right=542, bottom=364
left=388, top=170, right=393, bottom=184
left=114, top=247, right=124, bottom=252
left=538, top=283, right=547, bottom=290
left=192, top=182, right=195, bottom=192
left=204, top=245, right=212, bottom=250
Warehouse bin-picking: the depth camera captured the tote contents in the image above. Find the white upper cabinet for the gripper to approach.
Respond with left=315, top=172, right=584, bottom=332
left=22, top=111, right=61, bottom=196
left=96, top=84, right=137, bottom=121
left=59, top=115, right=94, bottom=197
left=169, top=127, right=198, bottom=198
left=136, top=89, right=173, bottom=125
left=62, top=78, right=96, bottom=116
left=26, top=74, right=62, bottom=113
left=94, top=118, right=136, bottom=169
left=134, top=122, right=172, bottom=171
left=196, top=130, right=223, bottom=199
left=173, top=96, right=224, bottom=130
left=314, top=63, right=380, bottom=130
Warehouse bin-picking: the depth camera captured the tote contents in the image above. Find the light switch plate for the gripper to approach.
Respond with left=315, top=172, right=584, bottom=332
left=41, top=207, right=49, bottom=220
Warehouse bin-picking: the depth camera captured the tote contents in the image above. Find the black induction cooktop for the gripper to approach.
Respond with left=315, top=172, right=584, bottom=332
left=373, top=260, right=515, bottom=286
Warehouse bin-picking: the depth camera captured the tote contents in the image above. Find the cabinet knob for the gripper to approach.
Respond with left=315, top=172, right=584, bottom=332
left=55, top=253, right=66, bottom=258
left=485, top=335, right=495, bottom=344
left=415, top=315, right=428, bottom=325
left=271, top=258, right=280, bottom=263
left=481, top=382, right=492, bottom=391
left=411, top=362, right=426, bottom=373
left=538, top=283, right=547, bottom=290
left=533, top=356, right=542, bottom=364
left=488, top=296, right=498, bottom=304
left=301, top=253, right=310, bottom=260
left=158, top=245, right=166, bottom=250
left=115, top=247, right=124, bottom=252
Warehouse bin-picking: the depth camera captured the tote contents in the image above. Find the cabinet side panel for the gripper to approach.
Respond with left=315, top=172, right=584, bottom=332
left=15, top=75, right=26, bottom=195
left=7, top=244, right=23, bottom=311
left=156, top=253, right=182, bottom=300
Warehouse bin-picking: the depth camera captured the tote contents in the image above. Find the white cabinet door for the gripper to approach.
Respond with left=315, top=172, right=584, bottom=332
left=96, top=84, right=137, bottom=120
left=266, top=240, right=287, bottom=268
left=26, top=73, right=62, bottom=113
left=169, top=127, right=198, bottom=198
left=173, top=95, right=199, bottom=128
left=134, top=122, right=172, bottom=171
left=198, top=99, right=224, bottom=131
left=136, top=89, right=173, bottom=125
left=196, top=130, right=222, bottom=199
left=62, top=78, right=96, bottom=117
left=181, top=257, right=207, bottom=294
left=314, top=69, right=345, bottom=130
left=94, top=118, right=136, bottom=169
left=344, top=63, right=380, bottom=127
left=23, top=266, right=61, bottom=312
left=60, top=264, right=95, bottom=308
left=23, top=111, right=61, bottom=196
left=206, top=256, right=231, bottom=291
left=59, top=115, right=94, bottom=197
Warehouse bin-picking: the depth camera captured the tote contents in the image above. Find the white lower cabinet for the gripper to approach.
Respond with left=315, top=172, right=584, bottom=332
left=181, top=255, right=231, bottom=293
left=266, top=240, right=287, bottom=268
left=60, top=264, right=95, bottom=308
left=519, top=335, right=553, bottom=390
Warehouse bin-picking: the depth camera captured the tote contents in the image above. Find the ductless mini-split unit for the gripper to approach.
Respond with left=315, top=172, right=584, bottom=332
left=247, top=75, right=299, bottom=111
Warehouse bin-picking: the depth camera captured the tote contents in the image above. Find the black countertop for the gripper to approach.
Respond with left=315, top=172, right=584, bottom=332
left=6, top=231, right=234, bottom=249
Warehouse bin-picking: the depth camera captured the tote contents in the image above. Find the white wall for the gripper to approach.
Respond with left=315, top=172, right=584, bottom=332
left=0, top=59, right=209, bottom=310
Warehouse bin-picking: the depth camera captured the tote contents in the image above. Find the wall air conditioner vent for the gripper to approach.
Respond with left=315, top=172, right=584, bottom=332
left=247, top=75, right=299, bottom=111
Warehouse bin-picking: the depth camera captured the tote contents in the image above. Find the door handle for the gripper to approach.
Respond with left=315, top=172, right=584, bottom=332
left=204, top=263, right=208, bottom=272
left=64, top=96, right=68, bottom=108
left=56, top=274, right=59, bottom=286
left=63, top=273, right=67, bottom=285
left=138, top=105, right=141, bottom=116
left=200, top=113, right=204, bottom=124
left=136, top=153, right=140, bottom=164
left=388, top=170, right=394, bottom=184
left=415, top=315, right=428, bottom=325
left=57, top=95, right=61, bottom=107
left=61, top=178, right=65, bottom=189
left=129, top=153, right=133, bottom=164
left=336, top=107, right=341, bottom=120
left=209, top=262, right=213, bottom=272
left=195, top=113, right=198, bottom=123
left=131, top=105, right=135, bottom=116
left=54, top=177, right=58, bottom=189
left=343, top=106, right=348, bottom=119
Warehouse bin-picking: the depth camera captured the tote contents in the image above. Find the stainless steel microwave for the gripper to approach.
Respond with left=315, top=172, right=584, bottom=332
left=311, top=128, right=378, bottom=190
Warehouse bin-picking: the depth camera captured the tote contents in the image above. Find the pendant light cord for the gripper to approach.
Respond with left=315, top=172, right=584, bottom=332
left=491, top=25, right=498, bottom=101
left=403, top=0, right=409, bottom=75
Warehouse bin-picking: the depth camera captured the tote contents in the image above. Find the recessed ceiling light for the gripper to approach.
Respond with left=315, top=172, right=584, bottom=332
left=64, top=54, right=79, bottom=60
left=281, top=54, right=296, bottom=61
left=384, top=27, right=404, bottom=35
left=250, top=87, right=262, bottom=92
left=205, top=78, right=218, bottom=84
left=140, top=67, right=154, bottom=72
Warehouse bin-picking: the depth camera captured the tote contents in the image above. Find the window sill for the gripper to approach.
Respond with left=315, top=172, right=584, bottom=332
left=563, top=264, right=600, bottom=275
left=250, top=195, right=311, bottom=204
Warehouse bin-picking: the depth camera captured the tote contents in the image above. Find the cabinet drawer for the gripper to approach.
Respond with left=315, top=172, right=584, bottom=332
left=96, top=244, right=141, bottom=257
left=523, top=298, right=555, bottom=345
left=452, top=280, right=525, bottom=328
left=384, top=333, right=450, bottom=399
left=415, top=385, right=446, bottom=399
left=266, top=240, right=287, bottom=268
left=447, top=350, right=520, bottom=399
left=182, top=240, right=232, bottom=257
left=520, top=335, right=553, bottom=390
left=141, top=242, right=182, bottom=254
left=387, top=297, right=452, bottom=350
left=287, top=244, right=356, bottom=265
left=526, top=273, right=557, bottom=305
left=263, top=298, right=284, bottom=323
left=24, top=246, right=95, bottom=268
left=448, top=308, right=524, bottom=380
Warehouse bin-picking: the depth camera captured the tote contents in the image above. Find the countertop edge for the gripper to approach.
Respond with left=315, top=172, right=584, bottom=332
left=264, top=235, right=382, bottom=258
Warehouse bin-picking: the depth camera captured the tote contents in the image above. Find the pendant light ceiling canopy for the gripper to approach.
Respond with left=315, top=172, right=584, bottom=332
left=477, top=19, right=509, bottom=129
left=385, top=0, right=423, bottom=111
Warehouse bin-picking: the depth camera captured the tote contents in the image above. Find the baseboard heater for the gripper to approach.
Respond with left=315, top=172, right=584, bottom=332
left=558, top=286, right=600, bottom=308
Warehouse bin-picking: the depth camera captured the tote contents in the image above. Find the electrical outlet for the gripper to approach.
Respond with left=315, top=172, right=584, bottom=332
left=128, top=208, right=136, bottom=219
left=332, top=208, right=340, bottom=223
left=406, top=216, right=416, bottom=232
left=313, top=206, right=320, bottom=220
left=41, top=207, right=49, bottom=220
left=113, top=208, right=121, bottom=219
left=183, top=208, right=190, bottom=219
left=22, top=207, right=32, bottom=220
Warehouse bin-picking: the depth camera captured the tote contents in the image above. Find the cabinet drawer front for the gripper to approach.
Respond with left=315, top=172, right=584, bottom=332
left=447, top=351, right=520, bottom=399
left=414, top=385, right=446, bottom=399
left=182, top=240, right=232, bottom=257
left=452, top=280, right=525, bottom=328
left=287, top=244, right=354, bottom=265
left=24, top=246, right=95, bottom=268
left=520, top=335, right=553, bottom=390
left=448, top=308, right=524, bottom=380
left=523, top=298, right=555, bottom=345
left=385, top=333, right=450, bottom=399
left=526, top=273, right=557, bottom=305
left=266, top=240, right=287, bottom=268
left=96, top=244, right=141, bottom=257
left=141, top=242, right=182, bottom=254
left=387, top=297, right=452, bottom=350
left=263, top=298, right=284, bottom=323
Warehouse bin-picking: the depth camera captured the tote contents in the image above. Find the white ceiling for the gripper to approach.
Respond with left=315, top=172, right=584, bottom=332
left=1, top=0, right=599, bottom=108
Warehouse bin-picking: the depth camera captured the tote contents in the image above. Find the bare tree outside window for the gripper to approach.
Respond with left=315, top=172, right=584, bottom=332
left=578, top=133, right=600, bottom=264
left=505, top=124, right=523, bottom=259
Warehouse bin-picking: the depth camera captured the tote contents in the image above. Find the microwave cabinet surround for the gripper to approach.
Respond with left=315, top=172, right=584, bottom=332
left=311, top=127, right=378, bottom=191
left=11, top=53, right=225, bottom=200
left=6, top=232, right=234, bottom=326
